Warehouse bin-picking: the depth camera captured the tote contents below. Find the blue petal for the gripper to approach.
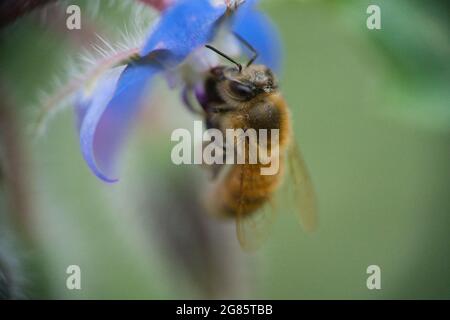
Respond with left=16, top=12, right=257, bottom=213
left=140, top=0, right=227, bottom=66
left=78, top=62, right=161, bottom=182
left=232, top=0, right=282, bottom=73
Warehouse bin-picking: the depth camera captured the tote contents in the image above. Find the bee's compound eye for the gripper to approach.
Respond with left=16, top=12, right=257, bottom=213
left=229, top=81, right=255, bottom=100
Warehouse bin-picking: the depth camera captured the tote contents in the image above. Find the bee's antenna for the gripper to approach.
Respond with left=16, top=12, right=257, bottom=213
left=205, top=45, right=242, bottom=72
left=233, top=32, right=258, bottom=67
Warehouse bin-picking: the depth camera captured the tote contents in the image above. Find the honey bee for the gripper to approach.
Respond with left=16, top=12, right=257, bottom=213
left=185, top=35, right=317, bottom=250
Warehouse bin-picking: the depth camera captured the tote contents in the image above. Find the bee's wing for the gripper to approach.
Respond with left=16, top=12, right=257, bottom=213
left=235, top=140, right=317, bottom=250
left=235, top=165, right=277, bottom=252
left=236, top=201, right=277, bottom=252
left=284, top=140, right=318, bottom=232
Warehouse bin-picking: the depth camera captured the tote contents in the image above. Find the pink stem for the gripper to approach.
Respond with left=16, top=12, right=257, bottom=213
left=138, top=0, right=174, bottom=11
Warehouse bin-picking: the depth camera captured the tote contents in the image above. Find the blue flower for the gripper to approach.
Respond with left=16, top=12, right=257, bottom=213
left=76, top=0, right=282, bottom=182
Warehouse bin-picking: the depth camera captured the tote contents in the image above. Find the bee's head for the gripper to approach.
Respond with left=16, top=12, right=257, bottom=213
left=228, top=64, right=277, bottom=100
left=211, top=64, right=278, bottom=104
left=205, top=44, right=278, bottom=104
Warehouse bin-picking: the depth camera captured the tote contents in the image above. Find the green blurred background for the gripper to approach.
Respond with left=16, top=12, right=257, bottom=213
left=0, top=0, right=449, bottom=299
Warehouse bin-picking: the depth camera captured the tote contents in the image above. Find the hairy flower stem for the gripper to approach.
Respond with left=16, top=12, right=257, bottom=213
left=0, top=83, right=55, bottom=298
left=0, top=85, right=33, bottom=244
left=35, top=46, right=140, bottom=135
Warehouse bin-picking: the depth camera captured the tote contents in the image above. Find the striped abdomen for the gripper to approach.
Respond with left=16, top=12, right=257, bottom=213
left=208, top=93, right=291, bottom=218
left=214, top=158, right=285, bottom=217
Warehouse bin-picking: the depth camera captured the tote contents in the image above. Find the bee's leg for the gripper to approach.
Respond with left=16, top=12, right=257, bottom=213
left=181, top=86, right=206, bottom=116
left=212, top=145, right=228, bottom=179
left=202, top=142, right=227, bottom=180
left=210, top=163, right=225, bottom=180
